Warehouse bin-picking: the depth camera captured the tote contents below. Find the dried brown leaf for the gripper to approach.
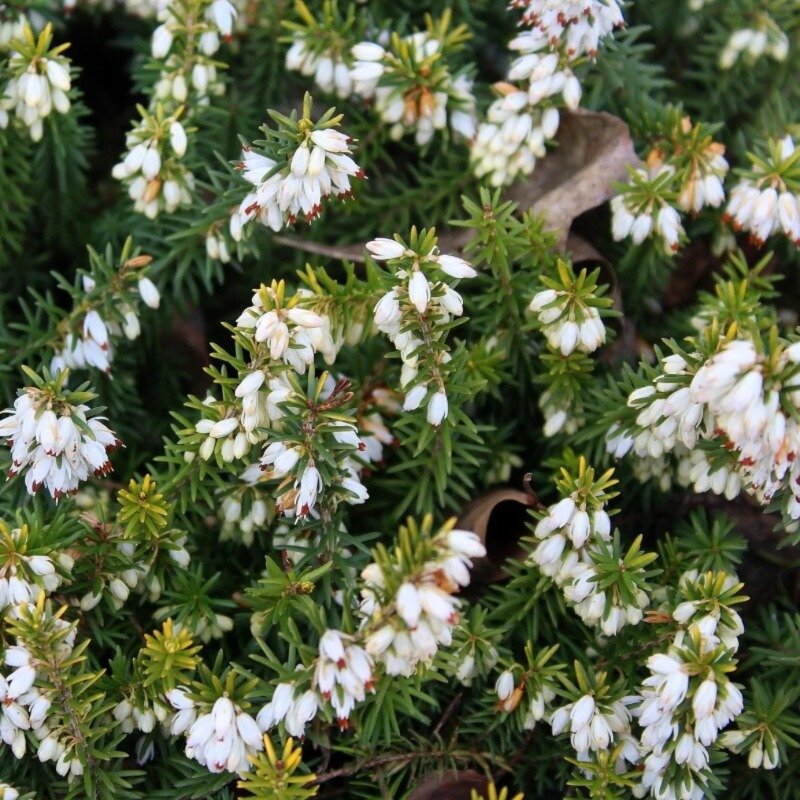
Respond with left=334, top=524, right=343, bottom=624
left=407, top=770, right=488, bottom=800
left=506, top=108, right=641, bottom=249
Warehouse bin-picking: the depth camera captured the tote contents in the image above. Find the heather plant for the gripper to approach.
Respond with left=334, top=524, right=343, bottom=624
left=1, top=1, right=800, bottom=799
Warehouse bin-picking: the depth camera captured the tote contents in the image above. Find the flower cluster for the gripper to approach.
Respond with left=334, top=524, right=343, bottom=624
left=611, top=163, right=685, bottom=254
left=496, top=668, right=555, bottom=729
left=0, top=604, right=82, bottom=778
left=719, top=16, right=789, bottom=70
left=0, top=643, right=51, bottom=761
left=0, top=13, right=26, bottom=50
left=192, top=282, right=337, bottom=466
left=235, top=373, right=369, bottom=520
left=235, top=282, right=335, bottom=374
left=166, top=690, right=263, bottom=775
left=370, top=230, right=476, bottom=427
left=724, top=135, right=800, bottom=246
left=257, top=681, right=320, bottom=738
left=632, top=572, right=746, bottom=800
left=258, top=518, right=482, bottom=739
left=511, top=0, right=625, bottom=59
left=284, top=0, right=361, bottom=99
left=528, top=260, right=610, bottom=356
left=233, top=95, right=363, bottom=235
left=51, top=265, right=160, bottom=375
left=313, top=630, right=374, bottom=728
left=610, top=328, right=800, bottom=520
left=350, top=19, right=477, bottom=146
left=113, top=694, right=167, bottom=735
left=720, top=726, right=781, bottom=771
left=612, top=115, right=729, bottom=253
left=472, top=0, right=623, bottom=186
left=471, top=85, right=560, bottom=187
left=530, top=458, right=653, bottom=636
left=0, top=371, right=119, bottom=499
left=691, top=337, right=800, bottom=509
left=0, top=23, right=72, bottom=141
left=0, top=523, right=67, bottom=611
left=189, top=274, right=376, bottom=524
left=112, top=105, right=192, bottom=218
left=552, top=692, right=638, bottom=766
left=360, top=521, right=485, bottom=677
left=151, top=0, right=235, bottom=106
left=218, top=487, right=271, bottom=547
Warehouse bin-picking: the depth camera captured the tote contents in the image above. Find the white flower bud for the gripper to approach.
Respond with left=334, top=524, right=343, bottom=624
left=426, top=391, right=448, bottom=426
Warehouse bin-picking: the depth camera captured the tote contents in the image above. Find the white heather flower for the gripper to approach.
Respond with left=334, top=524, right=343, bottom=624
left=367, top=238, right=407, bottom=260
left=692, top=676, right=717, bottom=720
left=408, top=270, right=431, bottom=314
left=612, top=184, right=684, bottom=254
left=403, top=384, right=428, bottom=412
left=435, top=254, right=476, bottom=280
left=0, top=383, right=119, bottom=500
left=495, top=670, right=515, bottom=701
left=677, top=142, right=729, bottom=213
left=371, top=237, right=476, bottom=429
left=295, top=464, right=322, bottom=517
left=426, top=391, right=448, bottom=426
left=138, top=277, right=161, bottom=308
left=261, top=687, right=303, bottom=735
left=719, top=22, right=789, bottom=70
left=530, top=288, right=606, bottom=355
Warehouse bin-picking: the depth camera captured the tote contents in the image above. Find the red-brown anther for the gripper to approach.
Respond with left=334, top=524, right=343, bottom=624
left=338, top=718, right=349, bottom=730
left=740, top=456, right=755, bottom=467
left=244, top=201, right=260, bottom=216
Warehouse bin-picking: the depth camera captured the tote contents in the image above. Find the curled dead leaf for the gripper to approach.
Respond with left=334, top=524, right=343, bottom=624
left=506, top=108, right=641, bottom=249
left=457, top=487, right=539, bottom=585
left=407, top=769, right=488, bottom=800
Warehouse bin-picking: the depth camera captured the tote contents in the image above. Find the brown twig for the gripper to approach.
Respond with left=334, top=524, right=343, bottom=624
left=432, top=691, right=463, bottom=737
left=273, top=235, right=366, bottom=263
